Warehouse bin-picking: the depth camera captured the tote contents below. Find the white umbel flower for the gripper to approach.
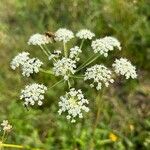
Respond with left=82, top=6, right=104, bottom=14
left=1, top=120, right=12, bottom=132
left=58, top=88, right=89, bottom=123
left=22, top=58, right=43, bottom=77
left=84, top=64, right=114, bottom=90
left=69, top=46, right=82, bottom=61
left=20, top=83, right=47, bottom=106
left=53, top=57, right=76, bottom=80
left=28, top=33, right=50, bottom=45
left=112, top=58, right=137, bottom=79
left=91, top=36, right=121, bottom=57
left=54, top=28, right=74, bottom=43
left=10, top=52, right=30, bottom=70
left=76, top=29, right=95, bottom=40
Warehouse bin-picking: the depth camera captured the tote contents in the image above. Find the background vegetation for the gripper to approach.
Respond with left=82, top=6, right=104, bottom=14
left=0, top=0, right=150, bottom=149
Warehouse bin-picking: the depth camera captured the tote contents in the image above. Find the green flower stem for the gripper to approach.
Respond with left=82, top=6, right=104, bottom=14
left=1, top=131, right=6, bottom=143
left=67, top=80, right=71, bottom=89
left=63, top=42, right=68, bottom=57
left=43, top=45, right=51, bottom=55
left=49, top=79, right=64, bottom=89
left=76, top=54, right=100, bottom=72
left=0, top=143, right=23, bottom=149
left=76, top=53, right=96, bottom=72
left=40, top=69, right=54, bottom=75
left=97, top=139, right=112, bottom=145
left=39, top=45, right=49, bottom=57
left=40, top=69, right=64, bottom=89
left=89, top=89, right=104, bottom=149
left=0, top=143, right=43, bottom=150
left=43, top=45, right=56, bottom=62
left=80, top=39, right=84, bottom=49
left=93, top=91, right=103, bottom=129
left=70, top=75, right=84, bottom=79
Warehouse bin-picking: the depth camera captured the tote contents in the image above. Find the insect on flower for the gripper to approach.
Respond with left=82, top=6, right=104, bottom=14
left=45, top=31, right=56, bottom=42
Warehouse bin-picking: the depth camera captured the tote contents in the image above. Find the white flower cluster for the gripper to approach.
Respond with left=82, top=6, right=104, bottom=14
left=84, top=65, right=114, bottom=90
left=1, top=120, right=12, bottom=132
left=11, top=52, right=43, bottom=77
left=10, top=52, right=30, bottom=70
left=76, top=29, right=95, bottom=40
left=27, top=33, right=50, bottom=45
left=69, top=46, right=82, bottom=61
left=112, top=58, right=137, bottom=79
left=20, top=83, right=47, bottom=106
left=58, top=88, right=89, bottom=123
left=22, top=58, right=43, bottom=77
left=11, top=28, right=138, bottom=123
left=53, top=57, right=76, bottom=80
left=54, top=28, right=74, bottom=43
left=91, top=36, right=121, bottom=57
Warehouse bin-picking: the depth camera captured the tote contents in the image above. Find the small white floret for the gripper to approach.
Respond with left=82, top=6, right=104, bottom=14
left=53, top=57, right=76, bottom=80
left=58, top=88, right=89, bottom=123
left=1, top=120, right=12, bottom=132
left=69, top=46, right=82, bottom=61
left=84, top=64, right=114, bottom=90
left=22, top=58, right=43, bottom=77
left=20, top=83, right=47, bottom=106
left=54, top=28, right=74, bottom=43
left=76, top=29, right=95, bottom=40
left=28, top=33, right=51, bottom=45
left=112, top=58, right=137, bottom=79
left=10, top=52, right=30, bottom=70
left=91, top=36, right=121, bottom=57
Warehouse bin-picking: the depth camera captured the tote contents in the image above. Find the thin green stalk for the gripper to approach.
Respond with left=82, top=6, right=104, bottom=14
left=1, top=131, right=6, bottom=143
left=89, top=89, right=104, bottom=150
left=43, top=45, right=56, bottom=62
left=0, top=143, right=43, bottom=150
left=97, top=139, right=112, bottom=145
left=80, top=39, right=84, bottom=49
left=67, top=80, right=71, bottom=89
left=76, top=54, right=100, bottom=72
left=76, top=53, right=96, bottom=72
left=39, top=45, right=49, bottom=57
left=0, top=143, right=23, bottom=149
left=40, top=69, right=54, bottom=75
left=40, top=69, right=64, bottom=89
left=43, top=45, right=51, bottom=55
left=63, top=42, right=68, bottom=57
left=70, top=75, right=84, bottom=79
left=49, top=79, right=64, bottom=89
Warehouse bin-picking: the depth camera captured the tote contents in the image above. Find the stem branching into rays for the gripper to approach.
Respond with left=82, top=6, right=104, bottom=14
left=63, top=42, right=68, bottom=57
left=76, top=53, right=96, bottom=72
left=76, top=54, right=100, bottom=72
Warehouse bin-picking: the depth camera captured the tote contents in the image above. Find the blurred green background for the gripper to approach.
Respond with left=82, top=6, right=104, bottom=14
left=0, top=0, right=150, bottom=149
